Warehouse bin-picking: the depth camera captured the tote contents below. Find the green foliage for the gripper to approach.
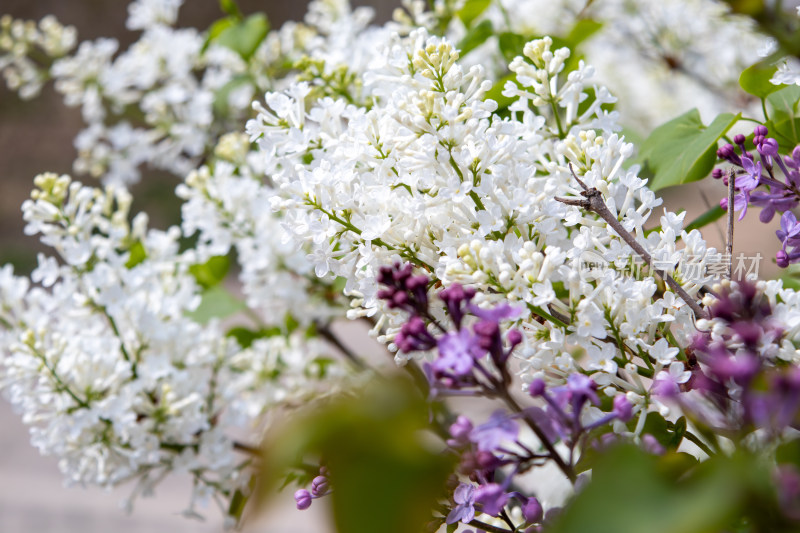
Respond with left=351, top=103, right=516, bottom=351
left=185, top=285, right=246, bottom=324
left=457, top=0, right=491, bottom=27
left=213, top=74, right=253, bottom=117
left=739, top=59, right=781, bottom=99
left=565, top=19, right=603, bottom=47
left=125, top=240, right=147, bottom=269
left=765, top=86, right=800, bottom=150
left=259, top=378, right=455, bottom=533
left=552, top=446, right=740, bottom=533
left=457, top=19, right=494, bottom=57
left=685, top=205, right=726, bottom=232
left=498, top=31, right=526, bottom=63
left=485, top=72, right=516, bottom=112
left=189, top=255, right=230, bottom=289
left=226, top=325, right=281, bottom=348
left=218, top=0, right=243, bottom=19
left=637, top=109, right=739, bottom=191
left=210, top=13, right=269, bottom=60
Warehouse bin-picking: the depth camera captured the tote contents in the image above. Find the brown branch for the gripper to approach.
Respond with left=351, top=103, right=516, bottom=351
left=726, top=169, right=735, bottom=280
left=556, top=164, right=707, bottom=320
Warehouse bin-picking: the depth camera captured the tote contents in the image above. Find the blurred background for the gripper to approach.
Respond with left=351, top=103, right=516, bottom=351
left=0, top=0, right=785, bottom=531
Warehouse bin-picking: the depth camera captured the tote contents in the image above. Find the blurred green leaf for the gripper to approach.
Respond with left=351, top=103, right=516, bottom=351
left=457, top=0, right=491, bottom=27
left=498, top=32, right=526, bottom=63
left=565, top=19, right=603, bottom=47
left=125, top=240, right=147, bottom=269
left=485, top=72, right=516, bottom=111
left=739, top=60, right=781, bottom=99
left=226, top=325, right=281, bottom=348
left=637, top=109, right=739, bottom=191
left=213, top=13, right=270, bottom=60
left=259, top=378, right=454, bottom=533
left=685, top=205, right=726, bottom=232
left=185, top=285, right=246, bottom=324
left=458, top=20, right=494, bottom=57
left=219, top=0, right=242, bottom=19
left=550, top=445, right=742, bottom=533
left=777, top=439, right=800, bottom=468
left=213, top=74, right=253, bottom=117
left=189, top=255, right=230, bottom=289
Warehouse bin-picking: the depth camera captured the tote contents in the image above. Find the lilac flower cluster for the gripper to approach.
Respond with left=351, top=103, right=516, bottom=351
left=656, top=282, right=799, bottom=437
left=378, top=263, right=523, bottom=395
left=377, top=263, right=637, bottom=530
left=714, top=125, right=800, bottom=267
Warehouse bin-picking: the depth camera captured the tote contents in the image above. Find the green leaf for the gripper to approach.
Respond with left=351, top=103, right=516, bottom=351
left=218, top=0, right=242, bottom=19
left=565, top=19, right=603, bottom=47
left=457, top=19, right=493, bottom=57
left=485, top=72, right=516, bottom=111
left=498, top=32, right=526, bottom=63
left=226, top=326, right=281, bottom=348
left=776, top=439, right=800, bottom=468
left=550, top=445, right=743, bottom=533
left=260, top=378, right=455, bottom=533
left=213, top=13, right=269, bottom=60
left=766, top=85, right=800, bottom=123
left=213, top=74, right=252, bottom=117
left=185, top=286, right=246, bottom=324
left=685, top=205, right=726, bottom=232
left=457, top=0, right=491, bottom=27
left=770, top=117, right=800, bottom=150
left=125, top=240, right=147, bottom=269
left=204, top=17, right=235, bottom=51
left=638, top=109, right=740, bottom=191
left=189, top=255, right=230, bottom=289
left=739, top=60, right=781, bottom=99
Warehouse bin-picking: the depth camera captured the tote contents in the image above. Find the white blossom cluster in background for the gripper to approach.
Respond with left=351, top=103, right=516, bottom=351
left=3, top=0, right=800, bottom=527
left=0, top=171, right=342, bottom=519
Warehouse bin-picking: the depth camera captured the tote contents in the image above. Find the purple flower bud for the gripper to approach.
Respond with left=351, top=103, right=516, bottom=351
left=717, top=144, right=736, bottom=161
left=507, top=329, right=523, bottom=346
left=523, top=497, right=544, bottom=523
left=754, top=125, right=768, bottom=137
left=733, top=134, right=746, bottom=145
left=711, top=168, right=723, bottom=179
left=758, top=137, right=780, bottom=158
left=778, top=249, right=790, bottom=268
left=612, top=395, right=633, bottom=422
left=311, top=476, right=328, bottom=497
left=294, top=489, right=312, bottom=510
left=642, top=434, right=666, bottom=455
left=528, top=379, right=546, bottom=397
left=448, top=416, right=474, bottom=445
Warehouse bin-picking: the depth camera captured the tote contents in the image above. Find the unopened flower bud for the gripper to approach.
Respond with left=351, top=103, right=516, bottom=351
left=294, top=489, right=312, bottom=510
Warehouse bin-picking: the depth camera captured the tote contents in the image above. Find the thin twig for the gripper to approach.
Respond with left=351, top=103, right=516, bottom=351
left=726, top=169, right=735, bottom=280
left=314, top=321, right=368, bottom=370
left=468, top=519, right=515, bottom=533
left=556, top=165, right=707, bottom=320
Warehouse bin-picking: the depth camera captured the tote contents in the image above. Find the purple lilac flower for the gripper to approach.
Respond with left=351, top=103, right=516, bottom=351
left=469, top=410, right=520, bottom=452
left=474, top=483, right=509, bottom=516
left=715, top=126, right=800, bottom=266
left=446, top=483, right=476, bottom=524
left=448, top=415, right=474, bottom=447
left=435, top=329, right=483, bottom=377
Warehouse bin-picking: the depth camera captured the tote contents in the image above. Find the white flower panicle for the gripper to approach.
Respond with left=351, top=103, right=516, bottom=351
left=1, top=172, right=341, bottom=519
